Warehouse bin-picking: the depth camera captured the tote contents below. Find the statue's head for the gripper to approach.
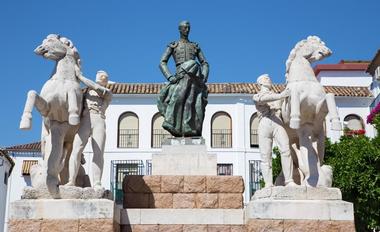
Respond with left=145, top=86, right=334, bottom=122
left=178, top=20, right=190, bottom=38
left=34, top=34, right=79, bottom=62
left=257, top=74, right=272, bottom=89
left=298, top=36, right=332, bottom=62
left=96, top=70, right=109, bottom=87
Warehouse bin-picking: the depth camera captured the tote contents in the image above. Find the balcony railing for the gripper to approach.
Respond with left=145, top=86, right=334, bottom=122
left=211, top=129, right=232, bottom=148
left=250, top=129, right=259, bottom=148
left=118, top=129, right=139, bottom=148
left=217, top=164, right=233, bottom=176
left=152, top=129, right=172, bottom=148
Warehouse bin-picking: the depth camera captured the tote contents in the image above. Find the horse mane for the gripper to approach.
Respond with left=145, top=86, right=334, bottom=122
left=285, top=36, right=323, bottom=81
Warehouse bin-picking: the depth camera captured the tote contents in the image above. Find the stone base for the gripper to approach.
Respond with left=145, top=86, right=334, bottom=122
left=152, top=137, right=216, bottom=175
left=9, top=199, right=116, bottom=232
left=252, top=186, right=342, bottom=200
left=246, top=219, right=355, bottom=232
left=123, top=175, right=244, bottom=209
left=22, top=186, right=112, bottom=199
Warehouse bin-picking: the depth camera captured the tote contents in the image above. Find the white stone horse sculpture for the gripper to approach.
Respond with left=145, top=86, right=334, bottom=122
left=281, top=36, right=342, bottom=187
left=20, top=34, right=83, bottom=196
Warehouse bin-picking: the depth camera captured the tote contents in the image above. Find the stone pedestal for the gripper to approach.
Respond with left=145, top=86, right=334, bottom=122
left=8, top=199, right=117, bottom=232
left=152, top=137, right=216, bottom=175
left=245, top=186, right=356, bottom=232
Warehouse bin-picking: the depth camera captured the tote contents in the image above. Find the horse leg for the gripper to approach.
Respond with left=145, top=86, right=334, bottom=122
left=20, top=90, right=49, bottom=130
left=289, top=87, right=301, bottom=129
left=67, top=90, right=80, bottom=125
left=46, top=121, right=69, bottom=198
left=325, top=93, right=341, bottom=131
left=297, top=125, right=319, bottom=187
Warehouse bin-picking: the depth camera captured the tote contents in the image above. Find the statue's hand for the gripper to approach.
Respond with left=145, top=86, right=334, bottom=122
left=280, top=88, right=290, bottom=98
left=168, top=75, right=178, bottom=84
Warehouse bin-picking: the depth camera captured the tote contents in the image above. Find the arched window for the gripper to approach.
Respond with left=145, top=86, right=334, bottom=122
left=343, top=114, right=364, bottom=131
left=118, top=112, right=139, bottom=148
left=250, top=113, right=259, bottom=147
left=151, top=113, right=171, bottom=148
left=211, top=112, right=232, bottom=148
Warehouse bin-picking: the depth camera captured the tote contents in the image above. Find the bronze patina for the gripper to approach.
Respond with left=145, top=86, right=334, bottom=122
left=158, top=21, right=209, bottom=137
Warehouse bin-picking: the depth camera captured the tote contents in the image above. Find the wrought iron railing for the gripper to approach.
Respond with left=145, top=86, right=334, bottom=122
left=249, top=160, right=262, bottom=197
left=217, top=164, right=233, bottom=176
left=118, top=129, right=139, bottom=148
left=211, top=129, right=232, bottom=148
left=151, top=129, right=172, bottom=148
left=250, top=129, right=259, bottom=148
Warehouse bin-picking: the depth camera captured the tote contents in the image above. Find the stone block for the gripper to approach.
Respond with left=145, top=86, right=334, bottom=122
left=173, top=193, right=196, bottom=208
left=252, top=186, right=307, bottom=200
left=143, top=176, right=161, bottom=192
left=123, top=175, right=150, bottom=193
left=196, top=193, right=218, bottom=208
left=283, top=220, right=320, bottom=232
left=79, top=219, right=114, bottom=232
left=152, top=142, right=217, bottom=175
left=40, top=219, right=79, bottom=232
left=184, top=176, right=206, bottom=193
left=123, top=193, right=150, bottom=208
left=132, top=225, right=159, bottom=232
left=231, top=225, right=247, bottom=232
left=246, top=199, right=354, bottom=221
left=8, top=219, right=41, bottom=232
left=318, top=220, right=355, bottom=232
left=158, top=224, right=184, bottom=232
left=150, top=193, right=173, bottom=208
left=207, top=225, right=231, bottom=232
left=161, top=176, right=184, bottom=193
left=183, top=225, right=207, bottom=232
left=306, top=187, right=342, bottom=200
left=246, top=219, right=284, bottom=232
left=206, top=176, right=244, bottom=193
left=218, top=194, right=243, bottom=209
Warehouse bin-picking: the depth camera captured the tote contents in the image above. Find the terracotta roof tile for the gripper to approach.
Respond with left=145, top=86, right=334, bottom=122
left=106, top=83, right=372, bottom=97
left=5, top=141, right=41, bottom=152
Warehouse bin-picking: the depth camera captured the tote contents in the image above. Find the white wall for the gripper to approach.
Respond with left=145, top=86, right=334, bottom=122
left=318, top=70, right=372, bottom=87
left=1, top=156, right=13, bottom=232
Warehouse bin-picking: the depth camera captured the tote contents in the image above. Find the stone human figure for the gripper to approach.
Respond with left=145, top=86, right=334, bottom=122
left=253, top=74, right=296, bottom=188
left=66, top=70, right=112, bottom=187
left=158, top=20, right=209, bottom=137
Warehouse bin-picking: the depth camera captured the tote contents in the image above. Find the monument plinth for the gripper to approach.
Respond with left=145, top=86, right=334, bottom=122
left=152, top=137, right=217, bottom=175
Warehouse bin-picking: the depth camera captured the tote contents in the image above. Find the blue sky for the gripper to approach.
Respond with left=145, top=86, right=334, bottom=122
left=1, top=0, right=379, bottom=147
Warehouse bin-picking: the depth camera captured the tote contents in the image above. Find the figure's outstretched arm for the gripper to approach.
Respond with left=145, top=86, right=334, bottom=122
left=159, top=46, right=174, bottom=81
left=253, top=89, right=290, bottom=103
left=197, top=47, right=209, bottom=82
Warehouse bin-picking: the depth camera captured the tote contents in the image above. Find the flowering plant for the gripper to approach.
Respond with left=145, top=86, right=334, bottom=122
left=344, top=129, right=366, bottom=136
left=367, top=102, right=380, bottom=124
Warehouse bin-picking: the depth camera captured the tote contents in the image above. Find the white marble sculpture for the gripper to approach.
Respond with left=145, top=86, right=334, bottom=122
left=65, top=71, right=112, bottom=188
left=19, top=34, right=86, bottom=196
left=253, top=74, right=297, bottom=188
left=280, top=36, right=341, bottom=187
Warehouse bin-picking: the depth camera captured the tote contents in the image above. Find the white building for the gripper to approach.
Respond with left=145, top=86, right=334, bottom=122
left=0, top=150, right=14, bottom=232
left=4, top=59, right=379, bottom=231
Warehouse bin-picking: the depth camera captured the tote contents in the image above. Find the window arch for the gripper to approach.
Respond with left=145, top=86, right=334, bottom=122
left=250, top=113, right=259, bottom=147
left=151, top=113, right=171, bottom=148
left=118, top=112, right=139, bottom=148
left=211, top=112, right=232, bottom=148
left=343, top=114, right=364, bottom=131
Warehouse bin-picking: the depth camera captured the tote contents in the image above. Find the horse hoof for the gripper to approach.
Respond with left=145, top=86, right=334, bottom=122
left=19, top=117, right=32, bottom=130
left=69, top=114, right=80, bottom=125
left=331, top=120, right=342, bottom=131
left=290, top=118, right=300, bottom=129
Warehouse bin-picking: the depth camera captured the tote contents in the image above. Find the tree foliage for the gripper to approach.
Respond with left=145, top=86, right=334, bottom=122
left=325, top=114, right=380, bottom=231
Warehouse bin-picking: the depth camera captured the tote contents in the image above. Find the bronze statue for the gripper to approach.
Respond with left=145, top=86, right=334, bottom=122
left=158, top=21, right=209, bottom=137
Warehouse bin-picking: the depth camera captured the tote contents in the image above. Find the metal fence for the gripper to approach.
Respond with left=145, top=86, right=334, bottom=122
left=211, top=129, right=232, bottom=148
left=250, top=129, right=259, bottom=148
left=151, top=129, right=172, bottom=148
left=249, top=160, right=262, bottom=197
left=118, top=129, right=139, bottom=148
left=110, top=160, right=145, bottom=204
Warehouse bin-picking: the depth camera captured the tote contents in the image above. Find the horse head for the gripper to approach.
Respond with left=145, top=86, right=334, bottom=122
left=34, top=34, right=80, bottom=65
